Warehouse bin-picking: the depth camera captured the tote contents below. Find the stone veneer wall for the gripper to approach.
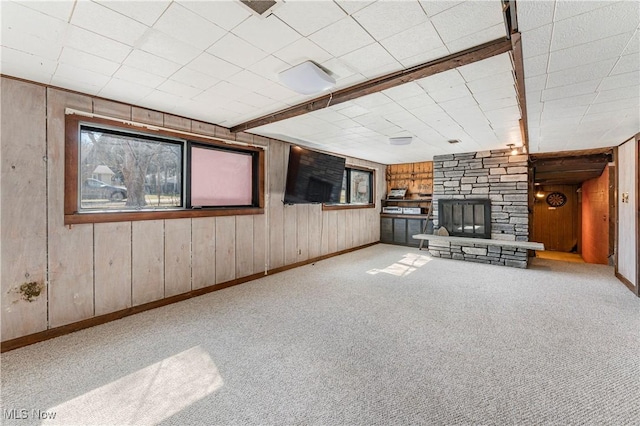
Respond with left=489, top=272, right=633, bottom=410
left=429, top=149, right=530, bottom=268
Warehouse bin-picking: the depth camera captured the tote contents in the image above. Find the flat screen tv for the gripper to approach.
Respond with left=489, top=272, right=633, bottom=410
left=284, top=146, right=346, bottom=204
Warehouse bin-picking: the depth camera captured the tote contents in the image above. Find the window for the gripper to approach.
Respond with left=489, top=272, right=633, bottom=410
left=324, top=166, right=374, bottom=210
left=65, top=114, right=264, bottom=224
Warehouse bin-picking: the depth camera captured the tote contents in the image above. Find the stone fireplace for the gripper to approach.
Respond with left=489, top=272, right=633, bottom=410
left=428, top=149, right=531, bottom=268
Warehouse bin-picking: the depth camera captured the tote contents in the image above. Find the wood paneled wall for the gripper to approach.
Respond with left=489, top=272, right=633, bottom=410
left=616, top=138, right=638, bottom=288
left=386, top=161, right=433, bottom=197
left=581, top=167, right=610, bottom=264
left=532, top=184, right=579, bottom=252
left=0, top=77, right=385, bottom=342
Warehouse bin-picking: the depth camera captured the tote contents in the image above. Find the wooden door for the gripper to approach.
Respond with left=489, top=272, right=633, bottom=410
left=532, top=184, right=579, bottom=252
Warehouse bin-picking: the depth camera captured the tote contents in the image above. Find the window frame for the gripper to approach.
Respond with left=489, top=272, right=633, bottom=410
left=323, top=165, right=375, bottom=211
left=65, top=113, right=264, bottom=225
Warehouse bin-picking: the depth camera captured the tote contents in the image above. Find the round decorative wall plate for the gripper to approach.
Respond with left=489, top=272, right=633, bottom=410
left=546, top=191, right=567, bottom=207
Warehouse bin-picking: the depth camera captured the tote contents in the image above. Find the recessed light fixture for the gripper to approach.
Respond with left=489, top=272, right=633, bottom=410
left=278, top=61, right=335, bottom=95
left=389, top=136, right=412, bottom=145
left=447, top=139, right=461, bottom=144
left=506, top=143, right=518, bottom=155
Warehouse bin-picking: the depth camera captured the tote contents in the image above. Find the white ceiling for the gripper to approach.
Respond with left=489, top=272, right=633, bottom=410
left=1, top=0, right=638, bottom=164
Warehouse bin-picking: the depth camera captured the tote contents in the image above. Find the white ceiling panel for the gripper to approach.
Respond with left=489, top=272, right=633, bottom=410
left=70, top=1, right=149, bottom=46
left=274, top=1, right=346, bottom=36
left=1, top=0, right=637, bottom=164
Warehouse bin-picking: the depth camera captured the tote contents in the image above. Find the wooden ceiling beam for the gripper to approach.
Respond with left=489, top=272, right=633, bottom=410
left=230, top=37, right=513, bottom=133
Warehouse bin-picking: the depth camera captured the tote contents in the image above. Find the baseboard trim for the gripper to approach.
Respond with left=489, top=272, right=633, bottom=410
left=1, top=242, right=379, bottom=352
left=615, top=271, right=638, bottom=295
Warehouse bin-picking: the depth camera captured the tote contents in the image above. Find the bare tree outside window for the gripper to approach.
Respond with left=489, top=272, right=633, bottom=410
left=80, top=127, right=182, bottom=211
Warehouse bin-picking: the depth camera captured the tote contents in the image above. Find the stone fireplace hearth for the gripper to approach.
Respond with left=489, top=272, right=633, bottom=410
left=429, top=149, right=531, bottom=268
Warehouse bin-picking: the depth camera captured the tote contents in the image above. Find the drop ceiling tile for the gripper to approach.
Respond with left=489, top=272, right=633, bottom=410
left=96, top=0, right=171, bottom=26
left=622, top=29, right=639, bottom=55
left=397, top=93, right=437, bottom=110
left=113, top=65, right=166, bottom=89
left=340, top=44, right=401, bottom=77
left=554, top=0, right=621, bottom=23
left=257, top=82, right=299, bottom=102
left=64, top=25, right=132, bottom=63
left=524, top=75, right=547, bottom=93
left=523, top=53, right=549, bottom=77
left=458, top=53, right=512, bottom=82
left=587, top=96, right=639, bottom=115
left=177, top=1, right=251, bottom=31
left=338, top=104, right=370, bottom=118
left=274, top=1, right=346, bottom=36
left=198, top=81, right=252, bottom=102
left=546, top=59, right=617, bottom=89
left=50, top=74, right=104, bottom=96
left=439, top=95, right=478, bottom=112
left=594, top=86, right=640, bottom=104
left=226, top=70, right=273, bottom=92
left=411, top=103, right=446, bottom=119
left=308, top=17, right=375, bottom=57
left=467, top=71, right=515, bottom=94
left=141, top=90, right=187, bottom=112
left=273, top=38, right=333, bottom=66
left=430, top=1, right=503, bottom=43
left=2, top=1, right=67, bottom=39
left=542, top=105, right=589, bottom=120
left=53, top=63, right=111, bottom=90
left=153, top=3, right=226, bottom=50
left=70, top=1, right=149, bottom=46
left=398, top=46, right=451, bottom=68
left=352, top=1, right=427, bottom=40
left=351, top=92, right=394, bottom=109
left=137, top=29, right=202, bottom=65
left=478, top=97, right=518, bottom=113
left=611, top=53, right=640, bottom=75
left=521, top=24, right=552, bottom=58
left=383, top=82, right=424, bottom=102
left=170, top=67, right=219, bottom=91
left=1, top=28, right=62, bottom=61
left=99, top=78, right=155, bottom=104
left=237, top=92, right=280, bottom=109
left=418, top=1, right=462, bottom=18
left=517, top=0, right=555, bottom=32
left=232, top=15, right=301, bottom=54
left=445, top=24, right=506, bottom=54
left=17, top=0, right=75, bottom=21
left=547, top=32, right=632, bottom=73
left=417, top=69, right=466, bottom=92
left=543, top=93, right=597, bottom=111
left=0, top=47, right=57, bottom=83
left=551, top=2, right=639, bottom=52
left=59, top=47, right=120, bottom=76
left=598, top=70, right=640, bottom=91
left=246, top=55, right=291, bottom=82
left=541, top=80, right=600, bottom=102
left=366, top=100, right=407, bottom=116
left=156, top=79, right=202, bottom=99
left=379, top=21, right=445, bottom=61
left=207, top=33, right=269, bottom=68
left=473, top=85, right=518, bottom=103
left=124, top=50, right=181, bottom=78
left=188, top=52, right=243, bottom=80
left=430, top=85, right=473, bottom=103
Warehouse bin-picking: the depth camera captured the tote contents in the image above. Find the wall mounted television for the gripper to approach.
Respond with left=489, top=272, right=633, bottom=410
left=284, top=146, right=346, bottom=204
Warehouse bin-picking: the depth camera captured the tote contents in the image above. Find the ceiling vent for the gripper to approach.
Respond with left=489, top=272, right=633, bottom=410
left=239, top=0, right=279, bottom=16
left=389, top=136, right=412, bottom=146
left=447, top=139, right=461, bottom=144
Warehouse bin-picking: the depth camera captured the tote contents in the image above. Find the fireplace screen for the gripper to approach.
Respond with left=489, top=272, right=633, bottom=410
left=438, top=199, right=491, bottom=239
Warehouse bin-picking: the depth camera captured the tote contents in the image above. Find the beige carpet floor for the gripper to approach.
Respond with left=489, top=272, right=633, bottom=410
left=2, top=243, right=639, bottom=425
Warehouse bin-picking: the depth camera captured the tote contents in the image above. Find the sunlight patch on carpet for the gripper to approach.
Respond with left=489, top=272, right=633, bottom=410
left=43, top=346, right=223, bottom=425
left=366, top=252, right=432, bottom=277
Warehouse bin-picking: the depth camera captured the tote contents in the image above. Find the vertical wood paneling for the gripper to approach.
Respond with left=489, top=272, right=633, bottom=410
left=164, top=219, right=192, bottom=297
left=164, top=114, right=191, bottom=132
left=581, top=168, right=610, bottom=264
left=192, top=217, right=216, bottom=289
left=132, top=220, right=165, bottom=305
left=216, top=216, right=236, bottom=283
left=1, top=79, right=48, bottom=339
left=337, top=210, right=347, bottom=251
left=345, top=210, right=354, bottom=249
left=47, top=88, right=95, bottom=328
left=321, top=211, right=330, bottom=255
left=253, top=215, right=266, bottom=274
left=235, top=215, right=254, bottom=278
left=617, top=139, right=638, bottom=286
left=307, top=205, right=322, bottom=259
left=328, top=211, right=338, bottom=253
left=532, top=184, right=579, bottom=252
left=93, top=99, right=131, bottom=120
left=296, top=204, right=309, bottom=262
left=269, top=141, right=285, bottom=268
left=94, top=222, right=132, bottom=315
left=284, top=204, right=298, bottom=265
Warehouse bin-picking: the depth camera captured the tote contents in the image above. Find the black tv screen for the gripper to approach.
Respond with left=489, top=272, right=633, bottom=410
left=284, top=146, right=346, bottom=204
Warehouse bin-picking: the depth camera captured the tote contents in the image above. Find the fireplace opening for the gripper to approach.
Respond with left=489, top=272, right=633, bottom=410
left=438, top=199, right=491, bottom=239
